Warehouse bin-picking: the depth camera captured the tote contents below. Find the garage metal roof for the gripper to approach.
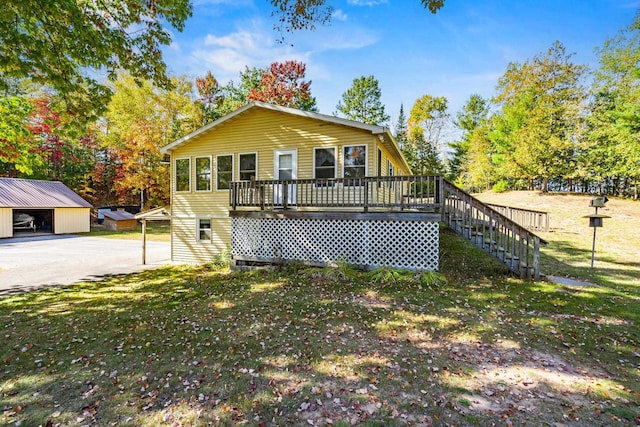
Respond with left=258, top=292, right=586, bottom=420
left=103, top=210, right=136, bottom=221
left=0, top=178, right=92, bottom=208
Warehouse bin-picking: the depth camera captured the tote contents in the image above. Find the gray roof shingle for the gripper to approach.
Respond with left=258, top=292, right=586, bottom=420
left=0, top=178, right=92, bottom=208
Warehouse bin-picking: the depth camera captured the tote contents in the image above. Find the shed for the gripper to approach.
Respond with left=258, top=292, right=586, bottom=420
left=0, top=178, right=92, bottom=238
left=103, top=210, right=138, bottom=231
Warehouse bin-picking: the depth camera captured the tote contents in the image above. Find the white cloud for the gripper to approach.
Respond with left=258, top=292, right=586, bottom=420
left=347, top=0, right=387, bottom=5
left=331, top=9, right=348, bottom=21
left=189, top=28, right=310, bottom=83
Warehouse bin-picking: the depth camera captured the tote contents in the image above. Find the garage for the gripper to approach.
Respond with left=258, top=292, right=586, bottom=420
left=0, top=178, right=92, bottom=238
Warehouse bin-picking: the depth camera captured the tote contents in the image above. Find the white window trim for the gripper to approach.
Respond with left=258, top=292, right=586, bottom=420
left=216, top=153, right=234, bottom=191
left=274, top=148, right=298, bottom=180
left=387, top=159, right=394, bottom=177
left=175, top=157, right=191, bottom=193
left=194, top=155, right=212, bottom=192
left=341, top=144, right=368, bottom=180
left=196, top=217, right=212, bottom=242
left=238, top=152, right=258, bottom=181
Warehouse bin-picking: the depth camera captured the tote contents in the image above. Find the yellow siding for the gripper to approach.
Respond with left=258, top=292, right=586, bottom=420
left=54, top=208, right=90, bottom=234
left=0, top=208, right=12, bottom=238
left=169, top=107, right=407, bottom=263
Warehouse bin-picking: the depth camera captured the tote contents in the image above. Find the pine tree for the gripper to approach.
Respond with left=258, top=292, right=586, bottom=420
left=335, top=75, right=390, bottom=126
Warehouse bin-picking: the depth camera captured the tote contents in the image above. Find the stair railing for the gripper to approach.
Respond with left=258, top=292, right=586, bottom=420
left=442, top=180, right=545, bottom=279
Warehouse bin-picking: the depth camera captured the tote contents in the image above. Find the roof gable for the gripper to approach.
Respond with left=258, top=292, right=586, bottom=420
left=0, top=178, right=92, bottom=208
left=161, top=101, right=390, bottom=154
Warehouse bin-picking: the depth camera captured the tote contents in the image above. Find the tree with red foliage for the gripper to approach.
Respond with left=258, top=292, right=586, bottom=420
left=248, top=60, right=317, bottom=111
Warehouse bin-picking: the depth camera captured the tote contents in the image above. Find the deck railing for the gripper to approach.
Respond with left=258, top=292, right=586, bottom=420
left=485, top=203, right=550, bottom=232
left=230, top=175, right=444, bottom=212
left=442, top=180, right=545, bottom=279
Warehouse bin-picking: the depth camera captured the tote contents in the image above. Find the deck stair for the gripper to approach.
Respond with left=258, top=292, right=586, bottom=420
left=442, top=180, right=545, bottom=278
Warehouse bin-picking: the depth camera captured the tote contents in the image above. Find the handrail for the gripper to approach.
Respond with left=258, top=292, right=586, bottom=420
left=230, top=175, right=444, bottom=212
left=485, top=203, right=549, bottom=232
left=442, top=180, right=545, bottom=279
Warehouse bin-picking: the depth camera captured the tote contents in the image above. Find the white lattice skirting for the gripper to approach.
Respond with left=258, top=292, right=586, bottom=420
left=231, top=216, right=439, bottom=271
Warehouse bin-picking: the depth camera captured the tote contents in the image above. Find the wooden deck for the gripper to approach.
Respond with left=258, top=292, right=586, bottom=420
left=229, top=176, right=546, bottom=278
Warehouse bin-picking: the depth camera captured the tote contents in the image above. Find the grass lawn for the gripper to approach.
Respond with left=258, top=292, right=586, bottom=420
left=1, top=213, right=639, bottom=426
left=474, top=191, right=640, bottom=288
left=83, top=221, right=170, bottom=242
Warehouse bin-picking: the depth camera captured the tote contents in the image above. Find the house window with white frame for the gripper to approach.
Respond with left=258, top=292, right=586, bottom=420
left=387, top=159, right=394, bottom=177
left=195, top=156, right=211, bottom=191
left=216, top=154, right=233, bottom=190
left=343, top=145, right=366, bottom=184
left=175, top=158, right=190, bottom=192
left=314, top=147, right=336, bottom=184
left=197, top=218, right=211, bottom=241
left=239, top=153, right=257, bottom=181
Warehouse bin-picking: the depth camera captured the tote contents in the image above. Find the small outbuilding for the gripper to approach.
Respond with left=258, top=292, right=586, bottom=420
left=0, top=178, right=92, bottom=238
left=103, top=210, right=138, bottom=231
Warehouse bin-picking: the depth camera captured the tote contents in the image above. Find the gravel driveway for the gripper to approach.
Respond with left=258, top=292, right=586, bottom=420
left=0, top=235, right=171, bottom=297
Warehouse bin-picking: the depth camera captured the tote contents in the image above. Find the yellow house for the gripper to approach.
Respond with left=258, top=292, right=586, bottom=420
left=162, top=101, right=444, bottom=269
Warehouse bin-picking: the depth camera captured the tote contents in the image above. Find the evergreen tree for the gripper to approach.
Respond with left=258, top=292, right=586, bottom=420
left=394, top=103, right=409, bottom=152
left=335, top=75, right=390, bottom=126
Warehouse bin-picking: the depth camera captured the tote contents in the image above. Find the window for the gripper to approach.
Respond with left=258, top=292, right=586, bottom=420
left=377, top=149, right=382, bottom=177
left=195, top=156, right=211, bottom=191
left=175, top=158, right=190, bottom=192
left=197, top=218, right=211, bottom=241
left=216, top=154, right=233, bottom=190
left=343, top=145, right=367, bottom=183
left=314, top=147, right=336, bottom=181
left=239, top=153, right=257, bottom=181
left=387, top=159, right=394, bottom=177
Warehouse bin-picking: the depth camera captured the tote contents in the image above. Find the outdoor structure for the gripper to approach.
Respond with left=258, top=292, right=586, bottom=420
left=103, top=210, right=137, bottom=231
left=0, top=178, right=92, bottom=238
left=135, top=207, right=171, bottom=265
left=162, top=102, right=544, bottom=277
left=161, top=101, right=444, bottom=270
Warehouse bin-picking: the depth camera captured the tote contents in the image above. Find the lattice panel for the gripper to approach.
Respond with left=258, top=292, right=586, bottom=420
left=231, top=217, right=439, bottom=271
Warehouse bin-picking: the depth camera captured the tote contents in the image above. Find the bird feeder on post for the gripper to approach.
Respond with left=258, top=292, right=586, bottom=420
left=583, top=196, right=610, bottom=269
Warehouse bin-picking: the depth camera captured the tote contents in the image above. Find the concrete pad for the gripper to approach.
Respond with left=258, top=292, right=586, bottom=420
left=0, top=235, right=172, bottom=297
left=546, top=275, right=598, bottom=287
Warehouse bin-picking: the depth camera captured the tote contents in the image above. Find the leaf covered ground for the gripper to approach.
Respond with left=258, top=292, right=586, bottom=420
left=1, top=230, right=638, bottom=426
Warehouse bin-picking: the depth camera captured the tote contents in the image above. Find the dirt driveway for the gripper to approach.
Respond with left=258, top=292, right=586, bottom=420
left=0, top=235, right=171, bottom=297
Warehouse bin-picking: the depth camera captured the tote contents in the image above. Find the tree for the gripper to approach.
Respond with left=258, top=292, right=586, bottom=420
left=101, top=73, right=201, bottom=208
left=248, top=60, right=317, bottom=111
left=335, top=75, right=390, bottom=126
left=0, top=95, right=38, bottom=175
left=585, top=13, right=640, bottom=198
left=270, top=0, right=445, bottom=35
left=25, top=96, right=97, bottom=194
left=450, top=94, right=490, bottom=183
left=196, top=71, right=224, bottom=125
left=492, top=41, right=586, bottom=191
left=405, top=95, right=449, bottom=175
left=0, top=1, right=192, bottom=117
left=460, top=122, right=494, bottom=192
left=394, top=103, right=409, bottom=152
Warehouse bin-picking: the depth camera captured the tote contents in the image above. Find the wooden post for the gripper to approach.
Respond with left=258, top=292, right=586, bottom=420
left=533, top=236, right=540, bottom=279
left=364, top=180, right=369, bottom=213
left=142, top=219, right=147, bottom=265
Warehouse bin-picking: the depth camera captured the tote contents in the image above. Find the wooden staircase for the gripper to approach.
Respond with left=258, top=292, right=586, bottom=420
left=441, top=180, right=545, bottom=279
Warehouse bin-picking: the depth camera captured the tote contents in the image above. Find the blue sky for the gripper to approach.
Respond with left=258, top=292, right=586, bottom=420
left=163, top=0, right=638, bottom=128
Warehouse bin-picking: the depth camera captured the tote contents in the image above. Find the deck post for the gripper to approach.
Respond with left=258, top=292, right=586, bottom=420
left=283, top=182, right=288, bottom=209
left=533, top=236, right=540, bottom=279
left=230, top=184, right=237, bottom=210
left=142, top=219, right=147, bottom=265
left=364, top=180, right=369, bottom=213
